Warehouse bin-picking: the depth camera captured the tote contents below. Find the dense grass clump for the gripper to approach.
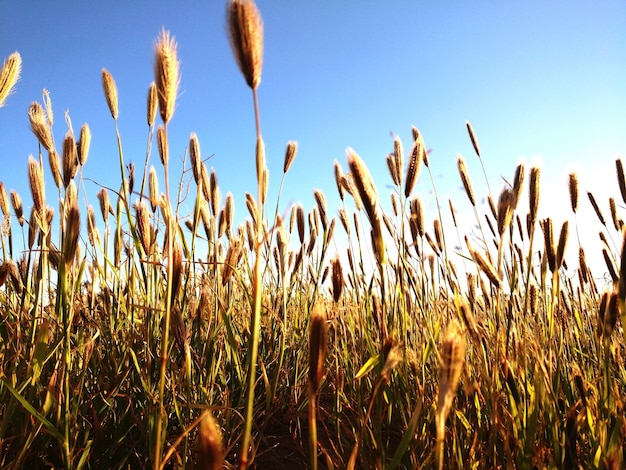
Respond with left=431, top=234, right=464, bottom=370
left=1, top=2, right=625, bottom=469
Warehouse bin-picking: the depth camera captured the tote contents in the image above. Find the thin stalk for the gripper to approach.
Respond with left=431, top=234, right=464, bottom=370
left=154, top=125, right=174, bottom=470
left=240, top=86, right=263, bottom=470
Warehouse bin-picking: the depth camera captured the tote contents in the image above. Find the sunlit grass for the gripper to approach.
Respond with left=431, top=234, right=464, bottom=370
left=1, top=2, right=625, bottom=469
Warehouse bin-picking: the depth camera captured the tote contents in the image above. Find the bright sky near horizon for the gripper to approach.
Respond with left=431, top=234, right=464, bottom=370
left=1, top=1, right=626, bottom=280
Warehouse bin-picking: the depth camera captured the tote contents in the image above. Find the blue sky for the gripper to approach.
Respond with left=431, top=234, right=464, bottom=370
left=1, top=1, right=626, bottom=276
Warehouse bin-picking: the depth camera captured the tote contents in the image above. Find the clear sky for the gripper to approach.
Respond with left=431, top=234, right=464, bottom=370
left=1, top=1, right=626, bottom=278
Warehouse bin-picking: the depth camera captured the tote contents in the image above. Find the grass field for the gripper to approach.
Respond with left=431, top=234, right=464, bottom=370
left=1, top=1, right=625, bottom=469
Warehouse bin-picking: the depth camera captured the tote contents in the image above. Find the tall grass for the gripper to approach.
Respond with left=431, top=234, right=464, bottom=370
left=1, top=2, right=625, bottom=469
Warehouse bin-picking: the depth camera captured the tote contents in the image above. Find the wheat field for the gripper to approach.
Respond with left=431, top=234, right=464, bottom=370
left=0, top=1, right=625, bottom=469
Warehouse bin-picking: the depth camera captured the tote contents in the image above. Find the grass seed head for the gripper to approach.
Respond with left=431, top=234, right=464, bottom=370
left=555, top=221, right=569, bottom=271
left=465, top=120, right=480, bottom=157
left=540, top=218, right=556, bottom=273
left=97, top=188, right=112, bottom=222
left=334, top=159, right=345, bottom=200
left=497, top=187, right=515, bottom=237
left=457, top=155, right=476, bottom=206
left=437, top=321, right=466, bottom=446
left=314, top=189, right=328, bottom=232
left=63, top=203, right=80, bottom=266
left=381, top=337, right=403, bottom=383
left=616, top=158, right=626, bottom=205
left=28, top=156, right=46, bottom=227
left=78, top=123, right=91, bottom=167
left=568, top=172, right=579, bottom=214
left=154, top=29, right=180, bottom=125
left=609, top=197, right=620, bottom=231
left=466, top=236, right=500, bottom=289
left=62, top=132, right=78, bottom=188
left=101, top=68, right=119, bottom=120
left=0, top=52, right=21, bottom=107
left=147, top=82, right=157, bottom=127
left=157, top=125, right=168, bottom=165
left=189, top=133, right=202, bottom=184
left=10, top=190, right=23, bottom=226
left=28, top=102, right=54, bottom=153
left=197, top=411, right=224, bottom=470
left=0, top=182, right=9, bottom=220
left=405, top=130, right=425, bottom=198
left=227, top=0, right=264, bottom=90
left=511, top=162, right=525, bottom=209
left=587, top=191, right=606, bottom=226
left=296, top=203, right=305, bottom=244
left=283, top=140, right=298, bottom=173
left=393, top=135, right=404, bottom=186
left=346, top=148, right=385, bottom=265
left=331, top=255, right=343, bottom=303
left=309, top=304, right=328, bottom=392
left=48, top=150, right=62, bottom=190
left=528, top=166, right=541, bottom=230
left=149, top=166, right=159, bottom=212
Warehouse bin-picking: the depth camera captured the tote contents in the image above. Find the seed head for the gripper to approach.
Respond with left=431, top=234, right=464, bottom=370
left=149, top=166, right=159, bottom=212
left=0, top=52, right=21, bottom=108
left=154, top=29, right=180, bottom=124
left=101, top=68, right=118, bottom=120
left=157, top=125, right=168, bottom=165
left=10, top=190, right=23, bottom=226
left=27, top=156, right=45, bottom=227
left=308, top=304, right=328, bottom=392
left=78, top=123, right=91, bottom=166
left=568, top=172, right=579, bottom=213
left=331, top=255, right=343, bottom=303
left=465, top=120, right=480, bottom=157
left=197, top=411, right=224, bottom=470
left=28, top=102, right=54, bottom=153
left=283, top=140, right=298, bottom=173
left=457, top=154, right=476, bottom=206
left=227, top=0, right=264, bottom=90
left=405, top=130, right=425, bottom=198
left=528, top=166, right=541, bottom=232
left=616, top=158, right=626, bottom=205
left=62, top=132, right=78, bottom=188
left=147, top=82, right=157, bottom=127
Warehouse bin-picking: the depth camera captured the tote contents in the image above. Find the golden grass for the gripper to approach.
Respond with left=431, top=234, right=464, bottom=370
left=1, top=5, right=625, bottom=469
